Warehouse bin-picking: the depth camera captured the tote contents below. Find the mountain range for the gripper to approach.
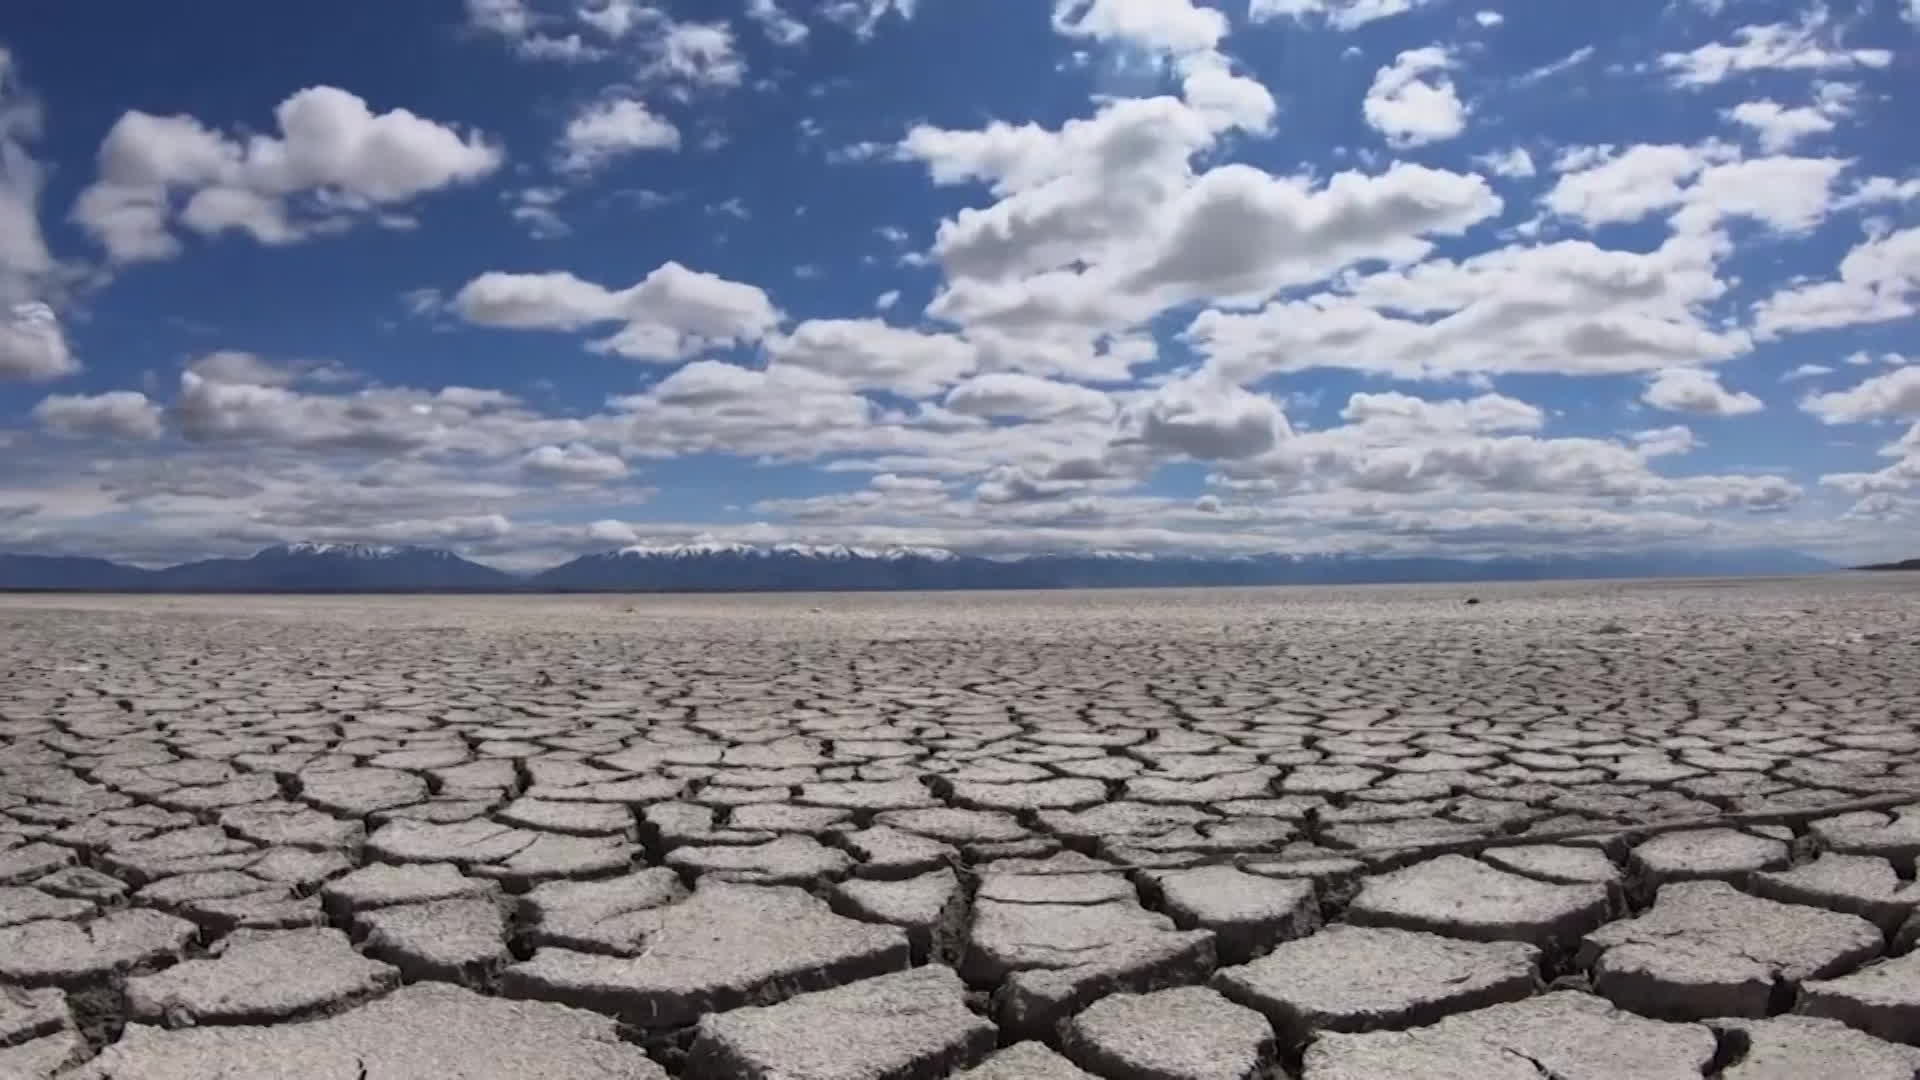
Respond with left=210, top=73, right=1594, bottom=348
left=0, top=541, right=1839, bottom=592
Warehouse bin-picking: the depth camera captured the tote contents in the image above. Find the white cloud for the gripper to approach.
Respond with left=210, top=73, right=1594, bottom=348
left=1118, top=376, right=1291, bottom=460
left=577, top=0, right=657, bottom=39
left=586, top=519, right=640, bottom=545
left=558, top=98, right=680, bottom=172
left=33, top=391, right=164, bottom=440
left=520, top=443, right=628, bottom=484
left=1543, top=143, right=1845, bottom=237
left=1726, top=101, right=1835, bottom=152
left=1190, top=235, right=1742, bottom=382
left=747, top=0, right=809, bottom=46
left=0, top=301, right=75, bottom=381
left=945, top=372, right=1117, bottom=421
left=1780, top=363, right=1833, bottom=383
left=1542, top=143, right=1724, bottom=228
left=1363, top=47, right=1467, bottom=148
left=646, top=22, right=744, bottom=88
left=1753, top=226, right=1920, bottom=339
left=1050, top=0, right=1227, bottom=56
left=1633, top=426, right=1698, bottom=458
left=821, top=0, right=919, bottom=39
left=1474, top=147, right=1535, bottom=179
left=764, top=319, right=978, bottom=397
left=614, top=360, right=876, bottom=456
left=1474, top=10, right=1503, bottom=27
left=875, top=290, right=900, bottom=311
left=1802, top=365, right=1920, bottom=424
left=908, top=86, right=1500, bottom=347
left=0, top=50, right=73, bottom=383
left=1659, top=11, right=1893, bottom=88
left=1642, top=368, right=1764, bottom=416
left=1249, top=0, right=1434, bottom=31
left=1338, top=391, right=1544, bottom=434
left=188, top=351, right=300, bottom=387
left=453, top=262, right=781, bottom=361
left=72, top=86, right=502, bottom=262
left=1514, top=45, right=1595, bottom=86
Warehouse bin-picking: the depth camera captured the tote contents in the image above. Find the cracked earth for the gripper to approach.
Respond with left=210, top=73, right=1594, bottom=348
left=3, top=576, right=1919, bottom=1079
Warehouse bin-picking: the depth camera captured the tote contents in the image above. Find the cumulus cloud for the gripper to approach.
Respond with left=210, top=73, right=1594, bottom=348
left=1474, top=147, right=1535, bottom=179
left=1249, top=0, right=1434, bottom=30
left=1780, top=363, right=1833, bottom=383
left=520, top=443, right=628, bottom=483
left=645, top=22, right=744, bottom=88
left=1118, top=376, right=1291, bottom=460
left=1753, top=226, right=1920, bottom=339
left=1050, top=0, right=1227, bottom=56
left=0, top=51, right=74, bottom=382
left=32, top=390, right=164, bottom=440
left=1642, top=369, right=1764, bottom=416
left=1363, top=47, right=1467, bottom=148
left=1802, top=365, right=1920, bottom=424
left=906, top=85, right=1500, bottom=350
left=944, top=372, right=1116, bottom=421
left=1189, top=235, right=1743, bottom=382
left=1542, top=143, right=1846, bottom=240
left=821, top=0, right=919, bottom=39
left=165, top=372, right=562, bottom=455
left=746, top=0, right=809, bottom=46
left=1633, top=426, right=1698, bottom=458
left=764, top=319, right=976, bottom=397
left=186, top=350, right=319, bottom=387
left=558, top=98, right=680, bottom=173
left=1659, top=11, right=1892, bottom=88
left=1726, top=100, right=1835, bottom=153
left=1338, top=391, right=1544, bottom=434
left=453, top=262, right=781, bottom=361
left=0, top=301, right=75, bottom=381
left=71, top=86, right=502, bottom=262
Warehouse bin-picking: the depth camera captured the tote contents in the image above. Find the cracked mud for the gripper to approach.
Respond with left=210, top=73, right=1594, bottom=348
left=2, top=577, right=1919, bottom=1077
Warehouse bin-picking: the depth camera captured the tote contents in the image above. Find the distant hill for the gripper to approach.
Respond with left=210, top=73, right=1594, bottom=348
left=149, top=543, right=518, bottom=590
left=1858, top=558, right=1920, bottom=571
left=0, top=554, right=157, bottom=590
left=0, top=541, right=1835, bottom=592
left=528, top=543, right=1834, bottom=592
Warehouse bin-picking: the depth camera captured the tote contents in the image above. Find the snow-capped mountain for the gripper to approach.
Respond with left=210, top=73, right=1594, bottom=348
left=148, top=542, right=516, bottom=590
left=535, top=542, right=968, bottom=590
left=0, top=542, right=1836, bottom=592
left=607, top=541, right=959, bottom=562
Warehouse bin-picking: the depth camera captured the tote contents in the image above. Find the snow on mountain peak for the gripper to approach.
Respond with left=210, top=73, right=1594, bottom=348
left=270, top=542, right=447, bottom=560
left=608, top=541, right=960, bottom=562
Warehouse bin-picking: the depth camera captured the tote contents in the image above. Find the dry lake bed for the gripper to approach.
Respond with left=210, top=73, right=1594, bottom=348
left=4, top=575, right=1920, bottom=1078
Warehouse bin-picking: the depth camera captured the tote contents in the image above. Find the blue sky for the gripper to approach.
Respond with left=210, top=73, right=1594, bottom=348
left=0, top=0, right=1916, bottom=569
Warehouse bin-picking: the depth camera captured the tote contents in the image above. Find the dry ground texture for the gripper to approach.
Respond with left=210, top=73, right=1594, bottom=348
left=3, top=575, right=1920, bottom=1079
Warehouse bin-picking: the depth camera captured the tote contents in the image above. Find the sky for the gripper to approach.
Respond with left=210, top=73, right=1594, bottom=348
left=0, top=0, right=1916, bottom=571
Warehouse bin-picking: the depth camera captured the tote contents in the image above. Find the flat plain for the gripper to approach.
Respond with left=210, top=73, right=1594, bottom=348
left=3, top=574, right=1920, bottom=1078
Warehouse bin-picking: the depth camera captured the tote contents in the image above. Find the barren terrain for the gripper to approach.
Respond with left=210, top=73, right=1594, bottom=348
left=4, top=576, right=1920, bottom=1078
